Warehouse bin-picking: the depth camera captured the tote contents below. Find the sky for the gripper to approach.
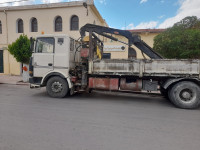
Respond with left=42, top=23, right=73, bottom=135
left=0, top=0, right=200, bottom=29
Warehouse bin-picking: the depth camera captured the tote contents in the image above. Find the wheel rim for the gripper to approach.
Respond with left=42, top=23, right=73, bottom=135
left=51, top=82, right=63, bottom=93
left=179, top=88, right=195, bottom=102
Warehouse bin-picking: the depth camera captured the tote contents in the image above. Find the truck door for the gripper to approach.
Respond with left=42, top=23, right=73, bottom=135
left=33, top=37, right=55, bottom=77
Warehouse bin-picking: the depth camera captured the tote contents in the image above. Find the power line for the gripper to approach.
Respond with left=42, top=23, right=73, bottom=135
left=0, top=0, right=30, bottom=5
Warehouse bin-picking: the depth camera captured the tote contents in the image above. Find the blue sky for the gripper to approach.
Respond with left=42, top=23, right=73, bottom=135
left=1, top=0, right=200, bottom=29
left=94, top=0, right=180, bottom=29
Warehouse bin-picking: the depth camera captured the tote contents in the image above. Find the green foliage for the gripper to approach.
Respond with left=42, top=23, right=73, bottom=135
left=8, top=35, right=31, bottom=64
left=154, top=16, right=200, bottom=59
left=174, top=16, right=200, bottom=29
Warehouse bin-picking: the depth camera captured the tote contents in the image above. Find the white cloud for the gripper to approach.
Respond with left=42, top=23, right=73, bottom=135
left=0, top=0, right=85, bottom=7
left=122, top=21, right=158, bottom=29
left=0, top=0, right=35, bottom=7
left=158, top=15, right=165, bottom=19
left=135, top=21, right=158, bottom=29
left=122, top=23, right=134, bottom=30
left=41, top=0, right=63, bottom=3
left=99, top=0, right=106, bottom=4
left=159, top=0, right=200, bottom=28
left=0, top=0, right=87, bottom=7
left=94, top=0, right=106, bottom=5
left=140, top=0, right=148, bottom=4
left=42, top=0, right=83, bottom=3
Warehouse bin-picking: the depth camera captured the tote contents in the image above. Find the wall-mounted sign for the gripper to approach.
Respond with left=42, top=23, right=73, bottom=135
left=104, top=45, right=126, bottom=52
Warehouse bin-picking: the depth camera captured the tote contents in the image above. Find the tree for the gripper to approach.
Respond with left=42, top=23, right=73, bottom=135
left=153, top=16, right=200, bottom=59
left=8, top=34, right=31, bottom=64
left=174, top=16, right=200, bottom=29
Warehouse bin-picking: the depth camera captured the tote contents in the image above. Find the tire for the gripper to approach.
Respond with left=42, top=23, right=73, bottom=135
left=168, top=81, right=200, bottom=109
left=46, top=76, right=69, bottom=98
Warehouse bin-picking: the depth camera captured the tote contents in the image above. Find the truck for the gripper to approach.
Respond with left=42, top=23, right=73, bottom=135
left=29, top=24, right=200, bottom=109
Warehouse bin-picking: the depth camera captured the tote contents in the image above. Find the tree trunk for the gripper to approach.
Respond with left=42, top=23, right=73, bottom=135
left=22, top=63, right=29, bottom=82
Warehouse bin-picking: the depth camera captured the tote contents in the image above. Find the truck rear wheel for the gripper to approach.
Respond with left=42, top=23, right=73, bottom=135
left=46, top=76, right=69, bottom=98
left=168, top=81, right=200, bottom=109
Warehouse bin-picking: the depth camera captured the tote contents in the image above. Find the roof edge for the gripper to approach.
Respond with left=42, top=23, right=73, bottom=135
left=128, top=29, right=166, bottom=33
left=0, top=0, right=94, bottom=11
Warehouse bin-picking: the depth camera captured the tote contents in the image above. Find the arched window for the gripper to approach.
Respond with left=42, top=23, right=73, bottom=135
left=31, top=18, right=38, bottom=32
left=17, top=19, right=24, bottom=33
left=70, top=15, right=79, bottom=31
left=55, top=16, right=62, bottom=32
left=0, top=21, right=2, bottom=34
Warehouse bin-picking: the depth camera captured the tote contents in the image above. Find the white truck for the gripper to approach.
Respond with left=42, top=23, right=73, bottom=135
left=29, top=24, right=200, bottom=109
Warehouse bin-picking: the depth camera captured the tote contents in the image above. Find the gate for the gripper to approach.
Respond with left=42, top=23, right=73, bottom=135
left=0, top=50, right=3, bottom=73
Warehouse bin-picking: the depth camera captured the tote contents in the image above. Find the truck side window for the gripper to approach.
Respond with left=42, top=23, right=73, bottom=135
left=35, top=37, right=54, bottom=53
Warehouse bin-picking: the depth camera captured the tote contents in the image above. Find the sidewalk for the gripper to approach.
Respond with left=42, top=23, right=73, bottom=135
left=0, top=75, right=29, bottom=85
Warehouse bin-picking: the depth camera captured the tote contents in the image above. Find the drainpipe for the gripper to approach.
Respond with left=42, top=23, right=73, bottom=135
left=4, top=9, right=8, bottom=45
left=4, top=9, right=10, bottom=74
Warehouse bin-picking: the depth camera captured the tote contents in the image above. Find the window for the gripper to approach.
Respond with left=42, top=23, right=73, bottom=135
left=0, top=21, right=2, bottom=34
left=70, top=15, right=79, bottom=31
left=31, top=18, right=38, bottom=32
left=35, top=38, right=55, bottom=53
left=17, top=19, right=24, bottom=33
left=55, top=16, right=62, bottom=32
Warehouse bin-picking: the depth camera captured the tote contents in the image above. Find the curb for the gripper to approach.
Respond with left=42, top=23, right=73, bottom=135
left=0, top=83, right=17, bottom=85
left=0, top=81, right=29, bottom=86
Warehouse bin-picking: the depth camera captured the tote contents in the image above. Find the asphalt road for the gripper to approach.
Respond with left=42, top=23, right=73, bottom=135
left=0, top=84, right=200, bottom=150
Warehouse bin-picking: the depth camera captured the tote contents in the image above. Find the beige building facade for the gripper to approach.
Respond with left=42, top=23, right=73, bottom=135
left=103, top=29, right=165, bottom=59
left=0, top=0, right=165, bottom=75
left=0, top=0, right=106, bottom=75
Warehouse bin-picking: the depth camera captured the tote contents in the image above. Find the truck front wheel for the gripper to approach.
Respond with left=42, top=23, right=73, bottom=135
left=168, top=81, right=200, bottom=109
left=46, top=76, right=69, bottom=98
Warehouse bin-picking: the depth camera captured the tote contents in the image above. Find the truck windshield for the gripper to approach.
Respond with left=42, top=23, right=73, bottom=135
left=35, top=37, right=54, bottom=53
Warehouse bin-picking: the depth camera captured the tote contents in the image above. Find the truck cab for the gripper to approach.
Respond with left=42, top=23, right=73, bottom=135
left=29, top=35, right=79, bottom=97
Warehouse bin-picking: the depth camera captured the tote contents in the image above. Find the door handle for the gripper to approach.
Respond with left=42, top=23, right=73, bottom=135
left=48, top=63, right=53, bottom=66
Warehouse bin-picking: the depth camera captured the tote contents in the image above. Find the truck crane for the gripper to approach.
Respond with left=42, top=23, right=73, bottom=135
left=29, top=24, right=200, bottom=109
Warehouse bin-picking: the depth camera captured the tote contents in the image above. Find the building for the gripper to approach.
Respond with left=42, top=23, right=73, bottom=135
left=130, top=29, right=166, bottom=47
left=103, top=29, right=166, bottom=59
left=130, top=29, right=166, bottom=59
left=0, top=0, right=165, bottom=75
left=0, top=0, right=107, bottom=75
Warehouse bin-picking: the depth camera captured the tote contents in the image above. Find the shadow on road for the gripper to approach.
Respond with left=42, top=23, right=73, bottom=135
left=31, top=88, right=174, bottom=109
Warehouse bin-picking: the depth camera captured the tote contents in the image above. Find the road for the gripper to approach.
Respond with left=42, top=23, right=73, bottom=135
left=0, top=84, right=200, bottom=150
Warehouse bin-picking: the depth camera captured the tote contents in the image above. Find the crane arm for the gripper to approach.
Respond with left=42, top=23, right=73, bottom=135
left=80, top=24, right=163, bottom=59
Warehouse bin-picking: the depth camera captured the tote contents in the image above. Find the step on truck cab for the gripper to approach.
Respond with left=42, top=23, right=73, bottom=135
left=29, top=24, right=200, bottom=109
